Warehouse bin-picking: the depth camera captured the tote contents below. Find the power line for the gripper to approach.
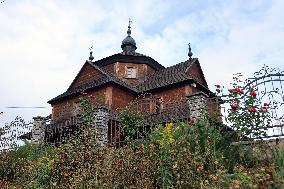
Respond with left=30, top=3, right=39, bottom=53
left=5, top=107, right=48, bottom=109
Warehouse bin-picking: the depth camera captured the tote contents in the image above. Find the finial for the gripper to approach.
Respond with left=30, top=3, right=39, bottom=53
left=89, top=46, right=94, bottom=61
left=121, top=19, right=137, bottom=54
left=127, top=18, right=132, bottom=36
left=188, top=43, right=193, bottom=59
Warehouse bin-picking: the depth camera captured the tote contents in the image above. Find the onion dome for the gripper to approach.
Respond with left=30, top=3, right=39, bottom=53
left=121, top=19, right=137, bottom=55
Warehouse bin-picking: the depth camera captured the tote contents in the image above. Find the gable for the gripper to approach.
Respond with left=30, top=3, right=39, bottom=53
left=68, top=62, right=104, bottom=90
left=186, top=61, right=208, bottom=88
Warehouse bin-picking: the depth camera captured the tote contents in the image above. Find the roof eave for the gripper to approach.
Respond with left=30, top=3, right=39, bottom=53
left=138, top=78, right=215, bottom=97
left=93, top=53, right=164, bottom=71
left=47, top=80, right=138, bottom=105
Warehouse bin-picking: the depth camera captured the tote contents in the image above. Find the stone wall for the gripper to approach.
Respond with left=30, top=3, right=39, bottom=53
left=186, top=92, right=209, bottom=120
left=32, top=107, right=110, bottom=146
left=31, top=116, right=46, bottom=144
left=92, top=107, right=109, bottom=145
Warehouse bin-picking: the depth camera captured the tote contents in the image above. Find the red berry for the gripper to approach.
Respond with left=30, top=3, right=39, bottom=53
left=249, top=91, right=257, bottom=97
left=264, top=102, right=270, bottom=107
left=248, top=107, right=257, bottom=113
left=236, top=88, right=244, bottom=94
left=188, top=119, right=194, bottom=125
left=260, top=108, right=267, bottom=113
left=230, top=103, right=240, bottom=110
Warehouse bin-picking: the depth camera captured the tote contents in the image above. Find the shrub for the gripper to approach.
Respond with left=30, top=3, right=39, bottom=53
left=273, top=147, right=284, bottom=183
left=0, top=141, right=57, bottom=188
left=215, top=73, right=272, bottom=139
left=118, top=105, right=144, bottom=139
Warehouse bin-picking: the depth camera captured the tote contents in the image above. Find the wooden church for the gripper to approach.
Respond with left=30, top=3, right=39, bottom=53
left=48, top=22, right=215, bottom=122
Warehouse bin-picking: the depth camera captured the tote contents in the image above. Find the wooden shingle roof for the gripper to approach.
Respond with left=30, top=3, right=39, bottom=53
left=47, top=62, right=138, bottom=104
left=136, top=58, right=197, bottom=92
left=92, top=53, right=164, bottom=71
left=48, top=56, right=212, bottom=104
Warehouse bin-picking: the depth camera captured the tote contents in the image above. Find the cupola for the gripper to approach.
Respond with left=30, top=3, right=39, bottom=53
left=121, top=19, right=137, bottom=55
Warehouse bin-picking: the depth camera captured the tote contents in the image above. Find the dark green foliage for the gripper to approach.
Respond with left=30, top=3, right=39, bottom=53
left=118, top=106, right=144, bottom=139
left=273, top=147, right=284, bottom=181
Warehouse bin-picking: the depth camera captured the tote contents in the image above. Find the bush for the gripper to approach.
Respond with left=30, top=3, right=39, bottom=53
left=118, top=106, right=144, bottom=139
left=0, top=141, right=57, bottom=188
left=273, top=147, right=284, bottom=183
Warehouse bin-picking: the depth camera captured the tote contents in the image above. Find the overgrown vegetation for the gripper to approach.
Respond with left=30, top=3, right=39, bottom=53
left=1, top=115, right=283, bottom=188
left=0, top=81, right=284, bottom=188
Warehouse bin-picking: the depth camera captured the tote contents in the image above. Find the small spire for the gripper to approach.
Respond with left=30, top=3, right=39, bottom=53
left=121, top=18, right=137, bottom=55
left=188, top=43, right=193, bottom=60
left=89, top=46, right=94, bottom=61
left=127, top=18, right=132, bottom=36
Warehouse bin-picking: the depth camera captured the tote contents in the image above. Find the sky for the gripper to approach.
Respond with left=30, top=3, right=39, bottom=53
left=0, top=0, right=284, bottom=128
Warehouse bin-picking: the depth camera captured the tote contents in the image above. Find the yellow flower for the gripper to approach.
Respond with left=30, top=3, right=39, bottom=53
left=162, top=122, right=174, bottom=145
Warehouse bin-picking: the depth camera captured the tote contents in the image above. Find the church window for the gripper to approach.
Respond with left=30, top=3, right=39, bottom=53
left=126, top=67, right=137, bottom=78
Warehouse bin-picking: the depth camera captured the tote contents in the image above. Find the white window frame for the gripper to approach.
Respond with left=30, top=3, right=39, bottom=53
left=126, top=67, right=137, bottom=78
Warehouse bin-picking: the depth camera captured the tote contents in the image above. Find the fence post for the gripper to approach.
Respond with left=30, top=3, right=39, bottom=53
left=186, top=92, right=208, bottom=120
left=93, top=106, right=109, bottom=145
left=31, top=116, right=46, bottom=144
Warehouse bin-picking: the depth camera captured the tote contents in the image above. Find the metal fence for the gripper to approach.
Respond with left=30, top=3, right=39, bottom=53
left=43, top=96, right=192, bottom=147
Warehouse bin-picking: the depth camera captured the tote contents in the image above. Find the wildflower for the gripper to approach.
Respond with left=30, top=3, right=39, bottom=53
left=249, top=91, right=257, bottom=97
left=83, top=128, right=90, bottom=137
left=236, top=87, right=244, bottom=94
left=188, top=119, right=194, bottom=125
left=162, top=123, right=174, bottom=145
left=165, top=122, right=173, bottom=130
left=228, top=87, right=244, bottom=95
left=168, top=136, right=174, bottom=144
left=248, top=107, right=257, bottom=113
left=267, top=164, right=275, bottom=173
left=230, top=103, right=240, bottom=110
left=139, top=143, right=144, bottom=152
left=264, top=102, right=270, bottom=107
left=209, top=174, right=218, bottom=181
left=215, top=84, right=221, bottom=88
left=88, top=95, right=95, bottom=99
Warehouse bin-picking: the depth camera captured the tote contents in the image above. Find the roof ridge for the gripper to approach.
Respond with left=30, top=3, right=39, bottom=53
left=92, top=53, right=164, bottom=70
left=90, top=62, right=138, bottom=92
left=164, top=58, right=197, bottom=69
left=135, top=58, right=198, bottom=92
